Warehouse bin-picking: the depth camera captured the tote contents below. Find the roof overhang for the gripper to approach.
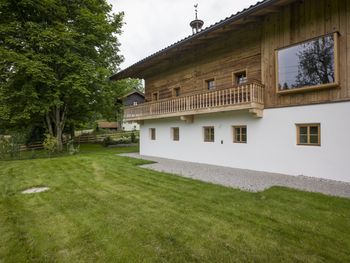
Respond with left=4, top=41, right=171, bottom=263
left=110, top=0, right=296, bottom=81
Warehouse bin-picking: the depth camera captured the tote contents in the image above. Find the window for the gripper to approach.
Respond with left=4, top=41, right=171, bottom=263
left=150, top=128, right=156, bottom=140
left=171, top=127, right=179, bottom=141
left=233, top=126, right=247, bottom=143
left=276, top=33, right=339, bottom=93
left=205, top=79, right=215, bottom=90
left=173, top=87, right=181, bottom=97
left=133, top=101, right=138, bottom=106
left=203, top=126, right=215, bottom=142
left=296, top=124, right=320, bottom=146
left=234, top=71, right=247, bottom=85
left=152, top=92, right=159, bottom=101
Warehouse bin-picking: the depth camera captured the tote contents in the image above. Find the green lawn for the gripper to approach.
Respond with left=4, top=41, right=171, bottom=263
left=0, top=144, right=349, bottom=262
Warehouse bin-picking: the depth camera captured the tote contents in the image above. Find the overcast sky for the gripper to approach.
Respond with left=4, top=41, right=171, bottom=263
left=107, top=0, right=259, bottom=70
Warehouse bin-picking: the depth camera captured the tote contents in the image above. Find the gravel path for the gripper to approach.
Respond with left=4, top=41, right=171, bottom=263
left=119, top=153, right=350, bottom=198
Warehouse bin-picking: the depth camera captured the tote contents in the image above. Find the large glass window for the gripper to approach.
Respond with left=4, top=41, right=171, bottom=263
left=276, top=33, right=338, bottom=92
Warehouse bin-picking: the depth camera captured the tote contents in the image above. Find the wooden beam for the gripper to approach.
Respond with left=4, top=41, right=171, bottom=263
left=249, top=108, right=263, bottom=118
left=180, top=115, right=194, bottom=123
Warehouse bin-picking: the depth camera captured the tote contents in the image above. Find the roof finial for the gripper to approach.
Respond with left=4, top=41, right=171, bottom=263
left=194, top=4, right=198, bottom=19
left=190, top=4, right=204, bottom=34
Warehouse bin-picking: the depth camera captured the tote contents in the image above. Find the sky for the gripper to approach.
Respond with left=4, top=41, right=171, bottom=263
left=107, top=0, right=259, bottom=70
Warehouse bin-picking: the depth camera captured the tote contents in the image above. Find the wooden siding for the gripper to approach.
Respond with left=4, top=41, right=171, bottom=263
left=144, top=24, right=262, bottom=101
left=262, top=0, right=350, bottom=108
left=143, top=0, right=350, bottom=109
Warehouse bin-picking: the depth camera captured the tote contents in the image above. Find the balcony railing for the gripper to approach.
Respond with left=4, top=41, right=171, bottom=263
left=124, top=81, right=265, bottom=121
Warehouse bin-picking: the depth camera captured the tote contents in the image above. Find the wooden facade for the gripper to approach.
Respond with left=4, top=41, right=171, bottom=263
left=262, top=0, right=350, bottom=108
left=113, top=0, right=350, bottom=121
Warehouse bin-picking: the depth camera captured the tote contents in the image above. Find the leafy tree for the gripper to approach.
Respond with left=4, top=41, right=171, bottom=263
left=295, top=36, right=334, bottom=87
left=0, top=0, right=124, bottom=151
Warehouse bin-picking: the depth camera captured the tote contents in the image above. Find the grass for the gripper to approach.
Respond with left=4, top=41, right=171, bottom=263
left=0, top=144, right=349, bottom=262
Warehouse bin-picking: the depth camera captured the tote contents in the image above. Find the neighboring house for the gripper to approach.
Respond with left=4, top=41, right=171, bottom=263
left=97, top=121, right=119, bottom=131
left=119, top=90, right=145, bottom=131
left=111, top=0, right=350, bottom=182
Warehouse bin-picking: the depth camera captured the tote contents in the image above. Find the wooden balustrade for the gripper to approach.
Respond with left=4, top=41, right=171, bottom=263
left=124, top=82, right=265, bottom=121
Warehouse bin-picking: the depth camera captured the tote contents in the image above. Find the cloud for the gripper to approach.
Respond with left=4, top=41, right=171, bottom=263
left=108, top=0, right=259, bottom=69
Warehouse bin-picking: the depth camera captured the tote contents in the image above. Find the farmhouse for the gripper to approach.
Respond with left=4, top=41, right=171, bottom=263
left=111, top=0, right=350, bottom=182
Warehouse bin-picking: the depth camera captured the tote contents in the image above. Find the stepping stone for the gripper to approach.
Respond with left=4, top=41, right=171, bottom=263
left=22, top=187, right=50, bottom=194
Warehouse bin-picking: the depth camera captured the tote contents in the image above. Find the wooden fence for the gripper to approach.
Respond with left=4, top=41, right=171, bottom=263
left=18, top=131, right=138, bottom=151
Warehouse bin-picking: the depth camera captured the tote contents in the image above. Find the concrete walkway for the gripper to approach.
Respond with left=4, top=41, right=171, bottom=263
left=120, top=153, right=350, bottom=198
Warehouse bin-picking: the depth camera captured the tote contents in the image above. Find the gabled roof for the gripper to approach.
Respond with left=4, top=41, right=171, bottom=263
left=122, top=90, right=145, bottom=99
left=110, top=0, right=295, bottom=80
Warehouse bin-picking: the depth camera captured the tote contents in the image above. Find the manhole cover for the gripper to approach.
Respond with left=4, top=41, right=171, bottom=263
left=22, top=187, right=50, bottom=194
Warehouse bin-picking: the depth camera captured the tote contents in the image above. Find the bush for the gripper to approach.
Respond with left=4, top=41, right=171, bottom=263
left=131, top=132, right=136, bottom=143
left=102, top=136, right=113, bottom=147
left=43, top=134, right=57, bottom=157
left=66, top=139, right=80, bottom=155
left=115, top=136, right=132, bottom=144
left=0, top=136, right=11, bottom=159
left=0, top=134, right=24, bottom=159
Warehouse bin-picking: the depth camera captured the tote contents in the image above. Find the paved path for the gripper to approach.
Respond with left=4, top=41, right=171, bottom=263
left=120, top=153, right=350, bottom=198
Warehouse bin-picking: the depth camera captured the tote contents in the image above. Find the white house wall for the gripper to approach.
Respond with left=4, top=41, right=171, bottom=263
left=140, top=101, right=350, bottom=182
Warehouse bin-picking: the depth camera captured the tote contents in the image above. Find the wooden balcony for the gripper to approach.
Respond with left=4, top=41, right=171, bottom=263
left=124, top=81, right=265, bottom=122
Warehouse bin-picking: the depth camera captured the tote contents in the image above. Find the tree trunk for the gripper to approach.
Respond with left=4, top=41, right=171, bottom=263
left=56, top=125, right=63, bottom=151
left=52, top=105, right=67, bottom=152
left=45, top=113, right=54, bottom=135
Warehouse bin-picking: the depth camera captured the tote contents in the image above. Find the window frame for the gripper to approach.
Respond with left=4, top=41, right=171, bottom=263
left=233, top=125, right=247, bottom=143
left=204, top=78, right=216, bottom=90
left=152, top=92, right=159, bottom=101
left=275, top=32, right=339, bottom=95
left=172, top=87, right=181, bottom=97
left=203, top=126, right=215, bottom=142
left=233, top=70, right=248, bottom=86
left=171, top=127, right=180, bottom=141
left=296, top=123, right=321, bottom=146
left=149, top=128, right=156, bottom=140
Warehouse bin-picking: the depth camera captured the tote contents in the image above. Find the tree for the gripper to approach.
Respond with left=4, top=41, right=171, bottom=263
left=0, top=0, right=124, bottom=151
left=295, top=36, right=335, bottom=87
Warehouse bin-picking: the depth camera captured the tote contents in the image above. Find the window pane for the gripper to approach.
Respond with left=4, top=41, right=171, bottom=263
left=173, top=128, right=179, bottom=141
left=206, top=79, right=215, bottom=90
left=278, top=34, right=335, bottom=90
left=299, top=127, right=308, bottom=135
left=235, top=72, right=247, bottom=85
left=310, top=126, right=319, bottom=135
left=299, top=134, right=308, bottom=144
left=310, top=134, right=319, bottom=144
left=235, top=128, right=240, bottom=142
left=150, top=128, right=156, bottom=140
left=204, top=127, right=214, bottom=142
left=242, top=134, right=247, bottom=142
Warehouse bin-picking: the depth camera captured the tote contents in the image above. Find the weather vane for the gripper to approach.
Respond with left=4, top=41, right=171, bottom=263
left=190, top=3, right=204, bottom=34
left=194, top=4, right=198, bottom=19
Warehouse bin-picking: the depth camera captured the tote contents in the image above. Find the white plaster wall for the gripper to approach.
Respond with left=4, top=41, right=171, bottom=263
left=139, top=101, right=350, bottom=182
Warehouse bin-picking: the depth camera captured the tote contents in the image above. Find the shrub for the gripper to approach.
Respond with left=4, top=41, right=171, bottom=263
left=66, top=139, right=80, bottom=155
left=131, top=132, right=136, bottom=143
left=102, top=136, right=113, bottom=147
left=43, top=134, right=57, bottom=157
left=115, top=136, right=132, bottom=144
left=0, top=136, right=11, bottom=159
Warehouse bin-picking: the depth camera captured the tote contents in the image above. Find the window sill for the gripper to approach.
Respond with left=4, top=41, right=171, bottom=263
left=297, top=143, right=321, bottom=147
left=277, top=82, right=339, bottom=95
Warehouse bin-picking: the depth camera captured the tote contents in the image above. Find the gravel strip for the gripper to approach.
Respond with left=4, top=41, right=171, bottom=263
left=119, top=153, right=350, bottom=198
